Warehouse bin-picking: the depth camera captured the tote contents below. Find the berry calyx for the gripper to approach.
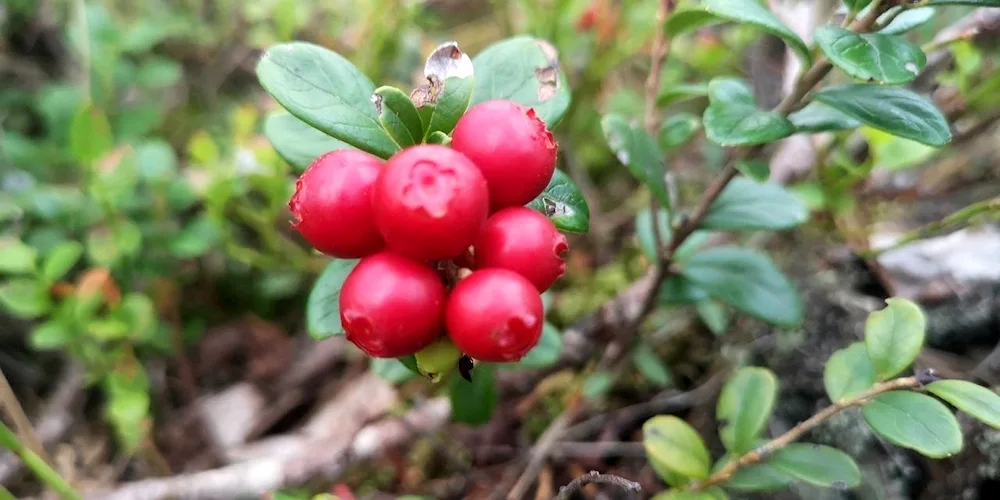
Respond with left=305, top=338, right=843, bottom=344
left=289, top=149, right=385, bottom=258
left=474, top=207, right=568, bottom=292
left=339, top=252, right=446, bottom=358
left=446, top=269, right=544, bottom=362
left=372, top=144, right=489, bottom=260
left=451, top=100, right=558, bottom=210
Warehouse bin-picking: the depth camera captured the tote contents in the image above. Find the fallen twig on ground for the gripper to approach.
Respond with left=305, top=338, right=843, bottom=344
left=554, top=470, right=641, bottom=500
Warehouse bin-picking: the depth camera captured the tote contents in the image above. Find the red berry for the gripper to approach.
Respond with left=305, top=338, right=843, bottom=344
left=372, top=145, right=489, bottom=260
left=474, top=207, right=568, bottom=292
left=451, top=100, right=558, bottom=210
left=340, top=252, right=446, bottom=358
left=446, top=269, right=543, bottom=362
left=289, top=149, right=384, bottom=258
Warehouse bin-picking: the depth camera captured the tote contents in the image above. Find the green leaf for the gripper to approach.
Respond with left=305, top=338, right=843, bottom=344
left=659, top=113, right=701, bottom=150
left=724, top=462, right=794, bottom=491
left=264, top=112, right=352, bottom=172
left=665, top=0, right=810, bottom=65
left=104, top=367, right=151, bottom=453
left=371, top=358, right=418, bottom=384
left=862, top=391, right=963, bottom=458
left=471, top=36, right=570, bottom=127
left=734, top=160, right=770, bottom=183
left=373, top=86, right=424, bottom=147
left=632, top=342, right=673, bottom=387
left=865, top=297, right=926, bottom=380
left=651, top=489, right=728, bottom=500
left=845, top=0, right=873, bottom=10
left=0, top=238, right=37, bottom=274
left=681, top=247, right=802, bottom=327
left=660, top=276, right=711, bottom=305
left=0, top=279, right=51, bottom=318
left=658, top=82, right=710, bottom=106
left=526, top=168, right=591, bottom=233
left=425, top=131, right=451, bottom=145
left=582, top=371, right=614, bottom=400
left=0, top=193, right=22, bottom=224
left=449, top=363, right=497, bottom=426
left=643, top=415, right=711, bottom=479
left=813, top=85, right=952, bottom=147
left=718, top=367, right=778, bottom=453
left=769, top=443, right=861, bottom=488
left=696, top=300, right=730, bottom=335
left=927, top=380, right=1000, bottom=428
left=306, top=259, right=359, bottom=340
left=701, top=177, right=807, bottom=231
left=601, top=114, right=671, bottom=208
left=518, top=322, right=562, bottom=368
left=134, top=140, right=178, bottom=182
left=415, top=338, right=462, bottom=381
left=256, top=42, right=398, bottom=158
left=69, top=105, right=114, bottom=165
left=703, top=78, right=794, bottom=147
left=116, top=221, right=142, bottom=259
left=42, top=241, right=83, bottom=283
left=30, top=321, right=75, bottom=350
left=814, top=27, right=925, bottom=85
left=88, top=317, right=131, bottom=341
left=789, top=101, right=862, bottom=133
left=169, top=215, right=221, bottom=258
left=636, top=208, right=671, bottom=262
left=824, top=342, right=877, bottom=402
left=651, top=456, right=692, bottom=488
left=879, top=7, right=935, bottom=35
left=135, top=57, right=183, bottom=88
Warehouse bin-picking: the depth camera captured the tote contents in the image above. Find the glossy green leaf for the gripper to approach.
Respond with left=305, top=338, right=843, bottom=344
left=862, top=391, right=962, bottom=458
left=0, top=279, right=51, bottom=318
left=770, top=443, right=861, bottom=488
left=0, top=238, right=37, bottom=274
left=702, top=177, right=807, bottom=231
left=632, top=342, right=673, bottom=387
left=696, top=300, right=730, bottom=335
left=865, top=298, right=926, bottom=380
left=789, top=101, right=862, bottom=133
left=425, top=131, right=451, bottom=145
left=526, top=168, right=591, bottom=233
left=718, top=367, right=778, bottom=453
left=256, top=42, right=398, bottom=158
left=927, top=380, right=1000, bottom=428
left=814, top=27, right=925, bottom=85
left=371, top=358, right=418, bottom=384
left=659, top=113, right=701, bottom=149
left=518, top=322, right=562, bottom=368
left=643, top=415, right=711, bottom=479
left=724, top=462, right=793, bottom=491
left=824, top=342, right=877, bottom=402
left=70, top=105, right=114, bottom=165
left=471, top=36, right=570, bottom=127
left=879, top=7, right=935, bottom=35
left=264, top=112, right=351, bottom=171
left=306, top=259, right=358, bottom=340
left=659, top=276, right=711, bottom=305
left=651, top=456, right=691, bottom=488
left=42, top=241, right=84, bottom=283
left=601, top=114, right=671, bottom=208
left=651, top=488, right=727, bottom=500
left=813, top=85, right=951, bottom=147
left=681, top=246, right=802, bottom=327
left=449, top=363, right=497, bottom=426
left=636, top=208, right=671, bottom=262
left=373, top=86, right=423, bottom=147
left=703, top=78, right=794, bottom=147
left=735, top=160, right=770, bottom=182
left=665, top=0, right=810, bottom=64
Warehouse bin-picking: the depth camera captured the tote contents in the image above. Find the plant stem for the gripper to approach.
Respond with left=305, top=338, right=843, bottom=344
left=0, top=420, right=80, bottom=500
left=555, top=470, right=642, bottom=500
left=0, top=367, right=52, bottom=467
left=0, top=484, right=14, bottom=500
left=864, top=197, right=1000, bottom=258
left=689, top=376, right=922, bottom=491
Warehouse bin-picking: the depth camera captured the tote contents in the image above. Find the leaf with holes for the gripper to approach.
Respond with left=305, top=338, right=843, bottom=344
left=471, top=36, right=570, bottom=127
left=702, top=177, right=807, bottom=231
left=306, top=259, right=358, bottom=340
left=862, top=391, right=963, bottom=458
left=824, top=342, right=877, bottom=402
left=770, top=443, right=862, bottom=488
left=927, top=380, right=1000, bottom=428
left=643, top=415, right=711, bottom=479
left=865, top=297, right=926, bottom=380
left=264, top=113, right=352, bottom=172
left=602, top=114, right=671, bottom=209
left=526, top=168, right=590, bottom=233
left=718, top=367, right=778, bottom=454
left=703, top=78, right=794, bottom=147
left=813, top=85, right=951, bottom=146
left=815, top=27, right=925, bottom=84
left=413, top=42, right=475, bottom=138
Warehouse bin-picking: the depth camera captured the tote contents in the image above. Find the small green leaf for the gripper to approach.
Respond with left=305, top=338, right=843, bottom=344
left=635, top=208, right=671, bottom=262
left=862, top=391, right=963, bottom=458
left=601, top=114, right=671, bottom=208
left=814, top=27, right=925, bottom=85
left=879, top=7, right=935, bottom=35
left=824, top=342, right=877, bottom=402
left=658, top=82, right=710, bottom=106
left=769, top=443, right=861, bottom=488
left=169, top=215, right=221, bottom=258
left=42, top=241, right=83, bottom=282
left=718, top=367, right=778, bottom=454
left=701, top=177, right=807, bottom=231
left=703, top=78, right=794, bottom=147
left=0, top=238, right=37, bottom=274
left=264, top=112, right=352, bottom=172
left=371, top=358, right=418, bottom=384
left=449, top=363, right=497, bottom=426
left=724, top=462, right=793, bottom=491
left=104, top=367, right=151, bottom=453
left=88, top=317, right=132, bottom=341
left=865, top=298, right=926, bottom=380
left=681, top=247, right=802, bottom=327
left=659, top=113, right=701, bottom=150
left=651, top=489, right=728, bottom=500
left=632, top=343, right=673, bottom=387
left=696, top=300, right=730, bottom=335
left=0, top=279, right=51, bottom=318
left=30, top=321, right=75, bottom=350
left=526, top=168, right=591, bottom=233
left=70, top=105, right=113, bottom=165
left=734, top=160, right=770, bottom=183
left=643, top=415, right=711, bottom=479
left=582, top=371, right=614, bottom=400
left=134, top=140, right=178, bottom=182
left=425, top=131, right=451, bottom=145
left=665, top=0, right=810, bottom=65
left=256, top=42, right=398, bottom=158
left=813, top=85, right=952, bottom=147
left=789, top=101, right=862, bottom=133
left=659, top=276, right=711, bottom=305
left=306, top=259, right=358, bottom=340
left=517, top=322, right=562, bottom=368
left=471, top=36, right=570, bottom=127
left=927, top=380, right=1000, bottom=428
left=414, top=337, right=461, bottom=381
left=373, top=86, right=423, bottom=147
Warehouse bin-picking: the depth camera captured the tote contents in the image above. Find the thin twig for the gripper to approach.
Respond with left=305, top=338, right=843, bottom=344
left=554, top=470, right=642, bottom=500
left=864, top=197, right=1000, bottom=258
left=689, top=375, right=922, bottom=491
left=0, top=420, right=80, bottom=499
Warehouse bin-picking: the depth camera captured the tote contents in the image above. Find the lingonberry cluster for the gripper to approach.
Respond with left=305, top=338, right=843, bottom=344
left=289, top=100, right=568, bottom=364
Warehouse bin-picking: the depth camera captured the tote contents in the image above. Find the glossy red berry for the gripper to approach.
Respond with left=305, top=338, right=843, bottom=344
left=339, top=252, right=446, bottom=358
left=446, top=269, right=544, bottom=362
left=288, top=149, right=384, bottom=258
left=474, top=207, right=568, bottom=292
left=372, top=145, right=489, bottom=260
left=451, top=100, right=558, bottom=210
